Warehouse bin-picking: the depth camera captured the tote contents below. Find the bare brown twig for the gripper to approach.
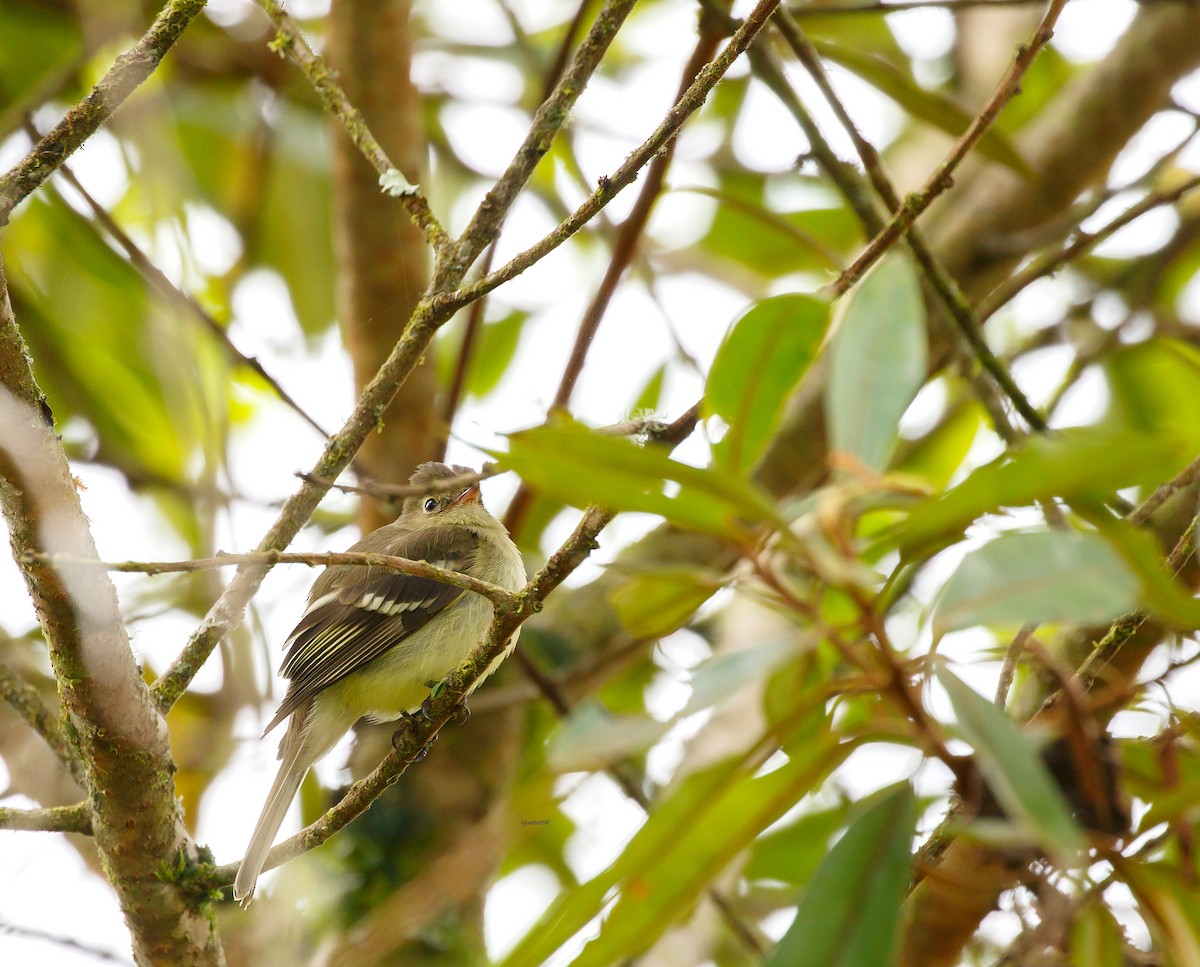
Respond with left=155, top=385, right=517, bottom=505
left=86, top=549, right=513, bottom=604
left=829, top=0, right=1070, bottom=297
left=436, top=0, right=784, bottom=312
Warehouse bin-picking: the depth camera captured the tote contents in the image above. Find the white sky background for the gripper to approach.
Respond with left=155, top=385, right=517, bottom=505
left=1, top=0, right=1198, bottom=962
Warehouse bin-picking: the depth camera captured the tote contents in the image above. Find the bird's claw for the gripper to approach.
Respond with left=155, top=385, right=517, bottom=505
left=418, top=690, right=469, bottom=726
left=390, top=709, right=436, bottom=762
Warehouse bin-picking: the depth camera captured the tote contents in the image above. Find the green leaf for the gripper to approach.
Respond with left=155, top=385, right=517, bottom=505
left=700, top=172, right=861, bottom=277
left=676, top=186, right=843, bottom=271
left=764, top=784, right=916, bottom=967
left=1122, top=735, right=1200, bottom=832
left=631, top=363, right=667, bottom=416
left=494, top=417, right=784, bottom=541
left=684, top=637, right=802, bottom=714
left=812, top=40, right=1030, bottom=176
left=467, top=310, right=528, bottom=399
left=825, top=253, right=927, bottom=472
left=1073, top=507, right=1200, bottom=627
left=706, top=294, right=830, bottom=475
left=744, top=803, right=848, bottom=886
left=1103, top=339, right=1200, bottom=457
left=501, top=740, right=850, bottom=967
left=175, top=89, right=336, bottom=336
left=609, top=567, right=724, bottom=638
left=763, top=649, right=835, bottom=753
left=931, top=529, right=1141, bottom=636
left=545, top=703, right=670, bottom=771
left=882, top=428, right=1192, bottom=558
left=7, top=196, right=206, bottom=486
left=936, top=667, right=1086, bottom=860
left=1070, top=897, right=1128, bottom=967
left=0, top=3, right=80, bottom=125
left=892, top=384, right=983, bottom=491
left=1118, top=861, right=1200, bottom=967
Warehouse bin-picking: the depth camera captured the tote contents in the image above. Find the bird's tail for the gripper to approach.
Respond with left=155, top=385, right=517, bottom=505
left=233, top=709, right=310, bottom=907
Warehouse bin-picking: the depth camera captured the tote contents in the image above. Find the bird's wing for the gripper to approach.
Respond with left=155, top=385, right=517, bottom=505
left=263, top=527, right=481, bottom=733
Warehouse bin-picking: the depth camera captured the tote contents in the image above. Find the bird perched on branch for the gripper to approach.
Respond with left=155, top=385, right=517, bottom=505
left=234, top=462, right=526, bottom=905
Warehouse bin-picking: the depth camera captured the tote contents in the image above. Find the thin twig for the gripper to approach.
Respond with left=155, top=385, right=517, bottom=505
left=0, top=660, right=85, bottom=786
left=1130, top=451, right=1200, bottom=527
left=436, top=0, right=784, bottom=312
left=977, top=174, right=1200, bottom=323
left=0, top=918, right=123, bottom=963
left=254, top=0, right=448, bottom=252
left=42, top=145, right=331, bottom=440
left=50, top=550, right=514, bottom=604
left=0, top=0, right=207, bottom=225
left=995, top=624, right=1037, bottom=709
left=828, top=0, right=1070, bottom=297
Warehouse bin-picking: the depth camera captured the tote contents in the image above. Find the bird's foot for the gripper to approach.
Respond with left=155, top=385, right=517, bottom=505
left=390, top=710, right=436, bottom=762
left=418, top=684, right=469, bottom=726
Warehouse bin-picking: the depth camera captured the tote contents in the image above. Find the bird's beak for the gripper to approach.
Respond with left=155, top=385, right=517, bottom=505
left=449, top=484, right=481, bottom=507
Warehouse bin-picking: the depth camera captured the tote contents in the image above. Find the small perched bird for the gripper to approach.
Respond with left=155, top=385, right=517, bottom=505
left=233, top=462, right=526, bottom=905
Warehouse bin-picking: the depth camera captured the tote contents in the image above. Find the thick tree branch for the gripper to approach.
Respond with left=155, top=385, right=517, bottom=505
left=0, top=256, right=223, bottom=963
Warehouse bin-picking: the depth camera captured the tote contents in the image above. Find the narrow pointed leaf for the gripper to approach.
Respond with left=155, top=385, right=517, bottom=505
left=882, top=428, right=1191, bottom=558
left=706, top=293, right=830, bottom=474
left=937, top=667, right=1086, bottom=859
left=500, top=738, right=850, bottom=967
left=1070, top=898, right=1128, bottom=967
left=494, top=417, right=784, bottom=541
left=825, top=254, right=927, bottom=472
left=764, top=784, right=917, bottom=967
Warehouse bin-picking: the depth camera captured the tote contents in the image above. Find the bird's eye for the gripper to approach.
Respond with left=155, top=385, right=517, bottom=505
left=423, top=497, right=438, bottom=513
